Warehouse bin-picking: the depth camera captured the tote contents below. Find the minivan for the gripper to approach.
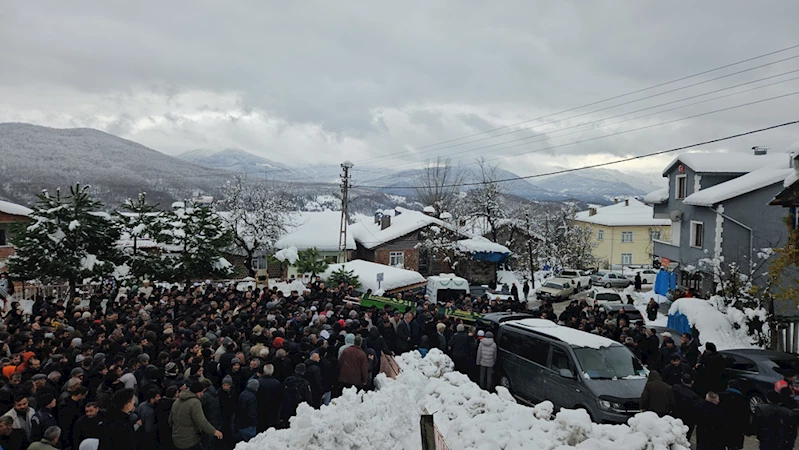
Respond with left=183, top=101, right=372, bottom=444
left=495, top=318, right=647, bottom=423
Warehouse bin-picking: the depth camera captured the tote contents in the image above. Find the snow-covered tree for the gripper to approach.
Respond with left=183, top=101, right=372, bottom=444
left=115, top=193, right=162, bottom=281
left=465, top=158, right=506, bottom=243
left=156, top=200, right=234, bottom=283
left=327, top=267, right=361, bottom=289
left=413, top=157, right=463, bottom=217
left=220, top=176, right=295, bottom=277
left=538, top=204, right=597, bottom=269
left=9, top=184, right=121, bottom=297
left=295, top=248, right=328, bottom=277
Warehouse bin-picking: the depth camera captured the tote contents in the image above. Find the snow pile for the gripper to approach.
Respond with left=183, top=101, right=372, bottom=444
left=321, top=259, right=426, bottom=293
left=268, top=279, right=307, bottom=294
left=669, top=298, right=757, bottom=350
left=241, top=349, right=688, bottom=450
left=274, top=246, right=299, bottom=265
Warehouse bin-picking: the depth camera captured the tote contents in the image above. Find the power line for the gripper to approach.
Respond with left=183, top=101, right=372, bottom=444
left=354, top=119, right=799, bottom=189
left=358, top=51, right=799, bottom=165
left=362, top=70, right=799, bottom=175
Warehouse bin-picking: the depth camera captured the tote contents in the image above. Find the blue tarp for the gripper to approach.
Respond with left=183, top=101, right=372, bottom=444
left=472, top=252, right=510, bottom=263
left=669, top=271, right=677, bottom=290
left=654, top=270, right=670, bottom=296
left=667, top=311, right=691, bottom=335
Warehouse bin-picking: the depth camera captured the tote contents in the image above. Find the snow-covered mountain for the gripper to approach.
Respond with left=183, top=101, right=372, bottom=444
left=531, top=168, right=665, bottom=203
left=178, top=148, right=291, bottom=175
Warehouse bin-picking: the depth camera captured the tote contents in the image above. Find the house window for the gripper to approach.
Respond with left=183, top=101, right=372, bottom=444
left=690, top=221, right=704, bottom=248
left=251, top=255, right=267, bottom=270
left=0, top=229, right=5, bottom=246
left=324, top=255, right=339, bottom=264
left=389, top=251, right=404, bottom=267
left=621, top=253, right=633, bottom=265
left=676, top=175, right=687, bottom=199
left=621, top=231, right=633, bottom=243
left=597, top=229, right=604, bottom=241
left=650, top=230, right=661, bottom=241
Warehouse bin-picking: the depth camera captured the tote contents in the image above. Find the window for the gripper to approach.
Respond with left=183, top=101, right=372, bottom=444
left=690, top=221, right=704, bottom=248
left=621, top=231, right=633, bottom=242
left=519, top=335, right=550, bottom=366
left=621, top=253, right=633, bottom=265
left=649, top=230, right=661, bottom=241
left=324, top=255, right=339, bottom=264
left=0, top=229, right=5, bottom=246
left=727, top=355, right=758, bottom=373
left=676, top=175, right=687, bottom=199
left=550, top=347, right=572, bottom=372
left=389, top=251, right=404, bottom=267
left=597, top=229, right=604, bottom=241
left=251, top=255, right=267, bottom=270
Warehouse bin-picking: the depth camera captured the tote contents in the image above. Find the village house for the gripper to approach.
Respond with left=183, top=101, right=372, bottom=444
left=575, top=198, right=671, bottom=269
left=0, top=200, right=33, bottom=265
left=272, top=210, right=356, bottom=278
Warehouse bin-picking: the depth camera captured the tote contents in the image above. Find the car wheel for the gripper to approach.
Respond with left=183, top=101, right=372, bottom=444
left=748, top=392, right=765, bottom=413
left=498, top=373, right=512, bottom=394
left=604, top=282, right=612, bottom=288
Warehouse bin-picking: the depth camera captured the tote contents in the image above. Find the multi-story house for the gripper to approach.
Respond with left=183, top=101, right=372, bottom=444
left=0, top=200, right=32, bottom=265
left=575, top=198, right=671, bottom=269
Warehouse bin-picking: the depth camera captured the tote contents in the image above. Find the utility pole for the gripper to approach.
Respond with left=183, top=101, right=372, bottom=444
left=338, top=161, right=353, bottom=264
left=525, top=212, right=535, bottom=281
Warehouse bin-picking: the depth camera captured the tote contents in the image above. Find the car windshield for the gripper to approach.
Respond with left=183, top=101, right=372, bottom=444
left=543, top=282, right=562, bottom=289
left=573, top=346, right=645, bottom=379
left=596, top=293, right=621, bottom=301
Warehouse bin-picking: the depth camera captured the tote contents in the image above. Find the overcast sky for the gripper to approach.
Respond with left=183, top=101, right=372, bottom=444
left=2, top=1, right=799, bottom=178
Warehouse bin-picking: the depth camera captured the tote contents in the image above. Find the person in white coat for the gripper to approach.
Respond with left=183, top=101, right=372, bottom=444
left=475, top=331, right=497, bottom=390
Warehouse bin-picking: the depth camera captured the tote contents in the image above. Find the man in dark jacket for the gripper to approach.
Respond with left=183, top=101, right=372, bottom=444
left=198, top=380, right=222, bottom=450
left=448, top=325, right=471, bottom=374
left=338, top=337, right=368, bottom=390
left=136, top=388, right=161, bottom=450
left=256, top=364, right=283, bottom=432
left=694, top=391, right=726, bottom=450
left=58, top=385, right=88, bottom=449
left=680, top=333, right=700, bottom=367
left=671, top=374, right=700, bottom=439
left=753, top=391, right=798, bottom=450
left=639, top=371, right=674, bottom=417
left=98, top=388, right=137, bottom=450
left=410, top=312, right=426, bottom=349
left=661, top=354, right=693, bottom=387
left=73, top=402, right=103, bottom=449
left=718, top=380, right=750, bottom=450
left=0, top=414, right=27, bottom=450
left=155, top=387, right=178, bottom=450
left=303, top=353, right=323, bottom=408
left=395, top=313, right=412, bottom=354
left=281, top=364, right=312, bottom=427
left=656, top=338, right=680, bottom=372
left=235, top=379, right=258, bottom=442
left=31, top=394, right=57, bottom=443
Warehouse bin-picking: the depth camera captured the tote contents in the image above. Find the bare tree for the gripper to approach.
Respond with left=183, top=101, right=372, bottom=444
left=465, top=157, right=506, bottom=243
left=413, top=157, right=464, bottom=217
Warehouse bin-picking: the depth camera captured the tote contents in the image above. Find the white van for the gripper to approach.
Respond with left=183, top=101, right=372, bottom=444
left=426, top=274, right=470, bottom=304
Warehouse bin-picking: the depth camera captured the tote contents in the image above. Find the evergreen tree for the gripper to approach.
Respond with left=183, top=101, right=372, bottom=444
left=9, top=184, right=121, bottom=297
left=295, top=248, right=328, bottom=277
left=116, top=193, right=163, bottom=281
left=327, top=266, right=361, bottom=288
left=156, top=200, right=234, bottom=283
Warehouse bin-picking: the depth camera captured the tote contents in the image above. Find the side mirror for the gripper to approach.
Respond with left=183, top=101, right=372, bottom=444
left=559, top=368, right=574, bottom=379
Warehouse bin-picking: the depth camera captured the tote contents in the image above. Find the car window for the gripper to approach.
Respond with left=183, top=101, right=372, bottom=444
left=728, top=354, right=758, bottom=372
left=550, top=347, right=572, bottom=372
left=519, top=335, right=549, bottom=365
left=765, top=357, right=799, bottom=373
left=498, top=329, right=522, bottom=353
left=596, top=293, right=621, bottom=301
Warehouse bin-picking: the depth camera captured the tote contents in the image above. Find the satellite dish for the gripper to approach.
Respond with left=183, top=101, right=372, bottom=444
left=669, top=210, right=684, bottom=222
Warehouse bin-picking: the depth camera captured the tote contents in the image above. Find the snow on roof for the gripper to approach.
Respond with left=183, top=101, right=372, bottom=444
left=683, top=168, right=793, bottom=207
left=456, top=236, right=511, bottom=254
left=508, top=318, right=621, bottom=349
left=662, top=152, right=788, bottom=176
left=275, top=211, right=355, bottom=252
left=642, top=187, right=669, bottom=205
left=0, top=200, right=32, bottom=217
left=321, top=259, right=426, bottom=293
left=784, top=170, right=799, bottom=188
left=669, top=298, right=757, bottom=350
left=423, top=205, right=436, bottom=214
left=350, top=207, right=446, bottom=250
left=574, top=198, right=670, bottom=227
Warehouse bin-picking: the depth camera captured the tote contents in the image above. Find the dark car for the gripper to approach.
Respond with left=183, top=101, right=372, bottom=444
left=719, top=349, right=799, bottom=412
left=478, top=312, right=536, bottom=334
left=599, top=304, right=644, bottom=325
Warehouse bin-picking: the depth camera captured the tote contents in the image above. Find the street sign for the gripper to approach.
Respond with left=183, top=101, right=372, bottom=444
left=377, top=272, right=384, bottom=289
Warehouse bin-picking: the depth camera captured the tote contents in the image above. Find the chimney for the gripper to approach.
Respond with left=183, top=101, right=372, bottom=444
left=588, top=207, right=597, bottom=216
left=752, top=146, right=769, bottom=155
left=614, top=198, right=618, bottom=204
left=625, top=199, right=629, bottom=206
left=374, top=213, right=381, bottom=224
left=381, top=215, right=391, bottom=230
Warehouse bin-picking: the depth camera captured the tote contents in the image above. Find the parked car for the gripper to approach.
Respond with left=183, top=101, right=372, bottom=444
left=591, top=271, right=632, bottom=288
left=478, top=312, right=536, bottom=335
left=495, top=318, right=647, bottom=423
left=624, top=269, right=658, bottom=284
left=599, top=304, right=644, bottom=324
left=559, top=269, right=592, bottom=291
left=535, top=278, right=575, bottom=302
left=583, top=288, right=623, bottom=304
left=719, top=349, right=799, bottom=412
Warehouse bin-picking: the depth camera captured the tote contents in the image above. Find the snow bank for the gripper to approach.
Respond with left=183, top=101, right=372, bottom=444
left=241, top=349, right=689, bottom=450
left=274, top=246, right=299, bottom=265
left=268, top=279, right=307, bottom=294
left=321, top=259, right=426, bottom=293
left=669, top=298, right=757, bottom=350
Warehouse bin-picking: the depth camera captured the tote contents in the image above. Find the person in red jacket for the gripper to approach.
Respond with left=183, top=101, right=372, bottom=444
left=338, top=336, right=368, bottom=390
left=774, top=369, right=799, bottom=396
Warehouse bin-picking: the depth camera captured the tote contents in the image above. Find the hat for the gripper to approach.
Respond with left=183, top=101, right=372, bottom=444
left=247, top=379, right=259, bottom=392
left=201, top=379, right=212, bottom=388
left=38, top=393, right=55, bottom=408
left=32, top=374, right=46, bottom=381
left=222, top=375, right=233, bottom=385
left=485, top=332, right=494, bottom=339
left=295, top=363, right=306, bottom=375
left=70, top=367, right=84, bottom=376
left=205, top=280, right=211, bottom=285
left=75, top=354, right=85, bottom=364
left=660, top=332, right=672, bottom=338
left=190, top=381, right=205, bottom=393
left=273, top=337, right=284, bottom=349
left=165, top=362, right=178, bottom=376
left=477, top=330, right=485, bottom=337
left=310, top=306, right=317, bottom=311
left=320, top=330, right=330, bottom=340
left=231, top=358, right=241, bottom=365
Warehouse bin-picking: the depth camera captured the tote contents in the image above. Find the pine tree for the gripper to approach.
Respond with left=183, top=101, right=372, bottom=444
left=156, top=200, right=234, bottom=283
left=9, top=184, right=121, bottom=297
left=116, top=193, right=163, bottom=281
left=295, top=248, right=328, bottom=277
left=327, top=266, right=361, bottom=288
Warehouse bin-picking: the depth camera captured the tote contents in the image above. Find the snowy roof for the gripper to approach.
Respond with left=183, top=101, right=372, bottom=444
left=350, top=207, right=446, bottom=250
left=456, top=237, right=511, bottom=254
left=662, top=152, right=788, bottom=176
left=0, top=200, right=32, bottom=217
left=275, top=211, right=355, bottom=252
left=784, top=171, right=799, bottom=188
left=642, top=187, right=669, bottom=205
left=321, top=259, right=426, bottom=293
left=574, top=198, right=670, bottom=227
left=684, top=168, right=793, bottom=207
left=508, top=318, right=621, bottom=349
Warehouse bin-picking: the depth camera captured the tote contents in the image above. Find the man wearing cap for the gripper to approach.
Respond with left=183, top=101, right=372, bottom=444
left=235, top=379, right=259, bottom=442
left=169, top=381, right=222, bottom=450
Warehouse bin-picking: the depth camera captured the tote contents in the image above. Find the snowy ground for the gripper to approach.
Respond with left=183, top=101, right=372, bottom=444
left=239, top=350, right=690, bottom=450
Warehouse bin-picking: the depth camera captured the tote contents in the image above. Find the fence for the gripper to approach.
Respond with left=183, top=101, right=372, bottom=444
left=774, top=320, right=799, bottom=353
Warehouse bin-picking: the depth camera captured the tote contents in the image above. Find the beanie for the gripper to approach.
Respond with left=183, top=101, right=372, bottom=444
left=38, top=393, right=55, bottom=408
left=295, top=363, right=306, bottom=375
left=190, top=381, right=205, bottom=394
left=222, top=375, right=233, bottom=385
left=273, top=337, right=284, bottom=349
left=247, top=379, right=259, bottom=392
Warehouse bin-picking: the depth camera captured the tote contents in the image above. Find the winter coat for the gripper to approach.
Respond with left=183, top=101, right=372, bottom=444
left=646, top=302, right=658, bottom=321
left=26, top=439, right=59, bottom=450
left=281, top=375, right=311, bottom=423
left=338, top=346, right=368, bottom=387
left=155, top=397, right=176, bottom=450
left=256, top=376, right=283, bottom=432
left=2, top=406, right=35, bottom=442
left=671, top=383, right=700, bottom=426
left=136, top=401, right=158, bottom=448
left=661, top=362, right=693, bottom=387
left=697, top=351, right=727, bottom=394
left=272, top=356, right=294, bottom=383
left=448, top=332, right=471, bottom=361
left=57, top=396, right=84, bottom=447
left=753, top=403, right=798, bottom=450
left=693, top=400, right=727, bottom=450
left=31, top=407, right=57, bottom=442
left=410, top=318, right=425, bottom=347
left=199, top=386, right=222, bottom=430
left=73, top=413, right=104, bottom=449
left=718, top=388, right=750, bottom=448
left=639, top=371, right=674, bottom=417
left=434, top=333, right=447, bottom=352
left=475, top=337, right=497, bottom=368
left=97, top=408, right=136, bottom=450
left=634, top=274, right=642, bottom=291
left=235, top=386, right=258, bottom=430
left=0, top=427, right=27, bottom=450
left=396, top=321, right=412, bottom=353
left=681, top=339, right=700, bottom=367
left=169, top=390, right=217, bottom=450
left=303, top=360, right=323, bottom=408
left=366, top=328, right=390, bottom=364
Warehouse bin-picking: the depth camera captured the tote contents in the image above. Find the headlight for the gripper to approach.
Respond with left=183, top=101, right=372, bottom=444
left=597, top=399, right=622, bottom=411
